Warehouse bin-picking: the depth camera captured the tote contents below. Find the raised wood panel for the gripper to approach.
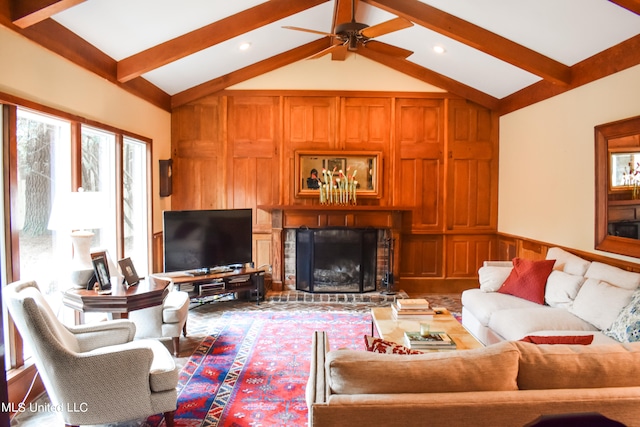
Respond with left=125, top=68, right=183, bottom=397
left=171, top=96, right=224, bottom=209
left=254, top=233, right=272, bottom=272
left=227, top=97, right=279, bottom=233
left=395, top=98, right=444, bottom=229
left=284, top=97, right=336, bottom=146
left=339, top=97, right=391, bottom=149
left=446, top=100, right=498, bottom=231
left=449, top=158, right=493, bottom=228
left=400, top=234, right=442, bottom=277
left=446, top=234, right=495, bottom=277
left=172, top=157, right=223, bottom=210
left=283, top=96, right=337, bottom=204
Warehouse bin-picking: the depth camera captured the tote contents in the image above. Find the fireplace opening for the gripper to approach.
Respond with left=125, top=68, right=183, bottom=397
left=296, top=228, right=377, bottom=293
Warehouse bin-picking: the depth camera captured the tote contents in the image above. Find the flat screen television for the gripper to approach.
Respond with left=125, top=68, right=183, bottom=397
left=163, top=208, right=252, bottom=273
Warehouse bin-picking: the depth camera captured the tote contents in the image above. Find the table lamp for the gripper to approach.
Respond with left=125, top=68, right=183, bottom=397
left=48, top=188, right=107, bottom=288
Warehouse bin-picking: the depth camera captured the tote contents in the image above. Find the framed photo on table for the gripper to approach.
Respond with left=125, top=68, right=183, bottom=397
left=118, top=257, right=141, bottom=288
left=91, top=253, right=111, bottom=291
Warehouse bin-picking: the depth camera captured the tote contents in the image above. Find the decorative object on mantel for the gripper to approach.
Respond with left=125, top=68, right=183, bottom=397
left=319, top=167, right=358, bottom=205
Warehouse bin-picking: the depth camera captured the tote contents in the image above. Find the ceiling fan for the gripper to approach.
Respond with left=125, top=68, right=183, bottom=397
left=283, top=0, right=413, bottom=60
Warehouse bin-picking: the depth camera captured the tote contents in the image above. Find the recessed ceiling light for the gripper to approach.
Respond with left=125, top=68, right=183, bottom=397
left=239, top=42, right=252, bottom=51
left=433, top=45, right=446, bottom=54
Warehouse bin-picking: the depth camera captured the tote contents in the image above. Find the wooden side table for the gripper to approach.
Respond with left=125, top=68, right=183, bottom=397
left=63, top=275, right=171, bottom=323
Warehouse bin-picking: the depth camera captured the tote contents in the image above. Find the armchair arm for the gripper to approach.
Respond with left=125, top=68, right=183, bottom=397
left=67, top=319, right=137, bottom=352
left=306, top=331, right=331, bottom=408
left=50, top=340, right=176, bottom=425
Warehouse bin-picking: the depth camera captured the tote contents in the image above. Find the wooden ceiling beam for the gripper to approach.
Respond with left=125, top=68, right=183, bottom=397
left=357, top=49, right=500, bottom=110
left=10, top=0, right=85, bottom=28
left=171, top=38, right=331, bottom=108
left=498, top=34, right=640, bottom=115
left=363, top=0, right=572, bottom=86
left=609, top=0, right=640, bottom=15
left=117, top=0, right=329, bottom=83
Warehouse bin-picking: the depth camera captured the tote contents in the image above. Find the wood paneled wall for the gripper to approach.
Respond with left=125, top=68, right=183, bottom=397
left=171, top=92, right=499, bottom=292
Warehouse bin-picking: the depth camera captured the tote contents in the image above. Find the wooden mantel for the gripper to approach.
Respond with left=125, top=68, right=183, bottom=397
left=258, top=205, right=410, bottom=290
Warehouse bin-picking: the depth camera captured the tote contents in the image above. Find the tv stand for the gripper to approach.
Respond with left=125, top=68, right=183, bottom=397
left=168, top=267, right=264, bottom=305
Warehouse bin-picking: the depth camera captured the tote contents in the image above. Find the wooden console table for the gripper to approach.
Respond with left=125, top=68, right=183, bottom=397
left=165, top=267, right=264, bottom=304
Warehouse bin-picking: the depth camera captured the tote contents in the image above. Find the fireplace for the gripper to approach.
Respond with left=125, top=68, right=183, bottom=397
left=295, top=228, right=378, bottom=293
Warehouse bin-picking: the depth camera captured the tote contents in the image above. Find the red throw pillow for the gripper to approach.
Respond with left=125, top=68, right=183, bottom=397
left=497, top=258, right=555, bottom=304
left=363, top=335, right=423, bottom=355
left=520, top=335, right=594, bottom=345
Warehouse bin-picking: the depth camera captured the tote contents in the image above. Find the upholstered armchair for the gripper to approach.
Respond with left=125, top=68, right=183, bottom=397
left=128, top=288, right=190, bottom=356
left=3, top=280, right=178, bottom=427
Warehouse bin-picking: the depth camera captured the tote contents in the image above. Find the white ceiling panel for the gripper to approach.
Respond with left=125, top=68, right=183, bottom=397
left=53, top=0, right=269, bottom=60
left=418, top=0, right=640, bottom=65
left=143, top=3, right=334, bottom=94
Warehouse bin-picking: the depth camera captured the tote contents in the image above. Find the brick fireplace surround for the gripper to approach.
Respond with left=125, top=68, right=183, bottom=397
left=261, top=206, right=407, bottom=292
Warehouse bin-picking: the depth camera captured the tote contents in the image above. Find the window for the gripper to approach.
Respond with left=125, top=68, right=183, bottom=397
left=2, top=104, right=152, bottom=372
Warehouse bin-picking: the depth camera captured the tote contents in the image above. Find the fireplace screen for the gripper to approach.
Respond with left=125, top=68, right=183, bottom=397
left=296, top=228, right=377, bottom=293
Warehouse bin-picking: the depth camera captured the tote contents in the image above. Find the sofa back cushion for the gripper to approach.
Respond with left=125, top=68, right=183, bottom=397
left=546, top=247, right=591, bottom=276
left=585, top=261, right=640, bottom=290
left=515, top=341, right=640, bottom=390
left=325, top=341, right=519, bottom=395
left=569, top=278, right=635, bottom=331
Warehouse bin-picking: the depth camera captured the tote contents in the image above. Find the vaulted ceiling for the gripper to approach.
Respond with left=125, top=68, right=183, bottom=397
left=1, top=0, right=639, bottom=114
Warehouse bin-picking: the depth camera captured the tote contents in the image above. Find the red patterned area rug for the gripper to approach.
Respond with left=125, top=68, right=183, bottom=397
left=147, top=311, right=371, bottom=427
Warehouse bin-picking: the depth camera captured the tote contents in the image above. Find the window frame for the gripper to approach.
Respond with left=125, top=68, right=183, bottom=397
left=1, top=93, right=153, bottom=380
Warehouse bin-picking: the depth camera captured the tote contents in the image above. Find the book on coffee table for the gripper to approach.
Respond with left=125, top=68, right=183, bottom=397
left=396, top=298, right=430, bottom=310
left=403, top=331, right=457, bottom=350
left=391, top=303, right=435, bottom=318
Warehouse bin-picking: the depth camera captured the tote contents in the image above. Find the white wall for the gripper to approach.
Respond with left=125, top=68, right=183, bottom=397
left=0, top=26, right=172, bottom=233
left=499, top=64, right=640, bottom=261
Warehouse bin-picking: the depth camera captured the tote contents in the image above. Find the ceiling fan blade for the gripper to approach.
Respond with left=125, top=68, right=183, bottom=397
left=282, top=26, right=338, bottom=37
left=363, top=40, right=413, bottom=58
left=308, top=43, right=348, bottom=60
left=360, top=17, right=413, bottom=39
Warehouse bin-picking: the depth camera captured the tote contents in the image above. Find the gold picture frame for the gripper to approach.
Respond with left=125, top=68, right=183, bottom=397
left=295, top=150, right=381, bottom=198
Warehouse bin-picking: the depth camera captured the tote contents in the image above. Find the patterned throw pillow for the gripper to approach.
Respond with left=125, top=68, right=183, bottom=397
left=363, top=335, right=423, bottom=354
left=605, top=289, right=640, bottom=342
left=498, top=258, right=555, bottom=304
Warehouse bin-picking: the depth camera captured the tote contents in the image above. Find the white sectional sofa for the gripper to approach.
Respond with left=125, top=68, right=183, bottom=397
left=462, top=247, right=640, bottom=346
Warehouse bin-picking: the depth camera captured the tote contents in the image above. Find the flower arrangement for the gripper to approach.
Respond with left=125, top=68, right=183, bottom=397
left=319, top=167, right=357, bottom=205
left=623, top=161, right=640, bottom=199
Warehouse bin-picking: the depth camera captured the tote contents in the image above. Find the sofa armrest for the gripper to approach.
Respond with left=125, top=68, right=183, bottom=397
left=306, top=331, right=331, bottom=412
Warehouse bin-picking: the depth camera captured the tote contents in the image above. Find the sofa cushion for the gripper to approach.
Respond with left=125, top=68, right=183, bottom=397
left=569, top=278, right=635, bottom=331
left=325, top=341, right=520, bottom=395
left=544, top=270, right=585, bottom=308
left=585, top=261, right=640, bottom=290
left=461, top=289, right=541, bottom=326
left=605, top=289, right=640, bottom=342
left=498, top=258, right=555, bottom=304
left=478, top=265, right=513, bottom=292
left=515, top=341, right=640, bottom=390
left=546, top=247, right=591, bottom=276
left=363, top=335, right=423, bottom=355
left=488, top=307, right=598, bottom=341
left=520, top=335, right=594, bottom=345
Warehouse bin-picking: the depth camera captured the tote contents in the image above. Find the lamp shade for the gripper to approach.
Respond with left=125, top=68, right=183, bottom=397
left=48, top=188, right=108, bottom=288
left=47, top=188, right=108, bottom=232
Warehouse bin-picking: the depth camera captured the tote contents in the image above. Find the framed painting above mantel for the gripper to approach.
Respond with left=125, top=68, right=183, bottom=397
left=295, top=150, right=381, bottom=198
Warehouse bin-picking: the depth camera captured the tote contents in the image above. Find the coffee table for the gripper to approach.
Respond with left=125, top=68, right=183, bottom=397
left=371, top=306, right=483, bottom=351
